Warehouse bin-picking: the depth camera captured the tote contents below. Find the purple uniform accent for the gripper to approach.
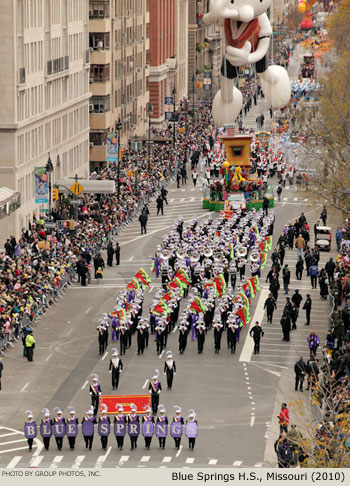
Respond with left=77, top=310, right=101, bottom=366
left=185, top=422, right=198, bottom=438
left=170, top=422, right=183, bottom=438
left=24, top=422, right=37, bottom=439
left=53, top=421, right=66, bottom=438
left=191, top=314, right=199, bottom=341
left=114, top=421, right=126, bottom=437
left=142, top=421, right=154, bottom=437
left=82, top=419, right=95, bottom=436
left=65, top=421, right=78, bottom=437
left=128, top=421, right=140, bottom=437
left=155, top=257, right=160, bottom=278
left=98, top=420, right=110, bottom=437
left=40, top=421, right=52, bottom=438
left=155, top=422, right=168, bottom=438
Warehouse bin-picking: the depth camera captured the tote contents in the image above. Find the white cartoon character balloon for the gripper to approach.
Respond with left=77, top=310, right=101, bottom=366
left=203, top=0, right=291, bottom=126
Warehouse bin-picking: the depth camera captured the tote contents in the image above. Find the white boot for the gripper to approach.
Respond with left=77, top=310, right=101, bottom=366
left=212, top=77, right=243, bottom=127
left=258, top=65, right=291, bottom=109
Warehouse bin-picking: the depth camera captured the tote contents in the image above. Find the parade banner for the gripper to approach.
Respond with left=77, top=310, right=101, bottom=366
left=128, top=422, right=140, bottom=437
left=106, top=132, right=118, bottom=163
left=155, top=422, right=168, bottom=438
left=34, top=167, right=49, bottom=204
left=114, top=421, right=126, bottom=437
left=65, top=421, right=78, bottom=437
left=98, top=421, right=110, bottom=437
left=142, top=422, right=154, bottom=437
left=170, top=422, right=183, bottom=438
left=40, top=422, right=52, bottom=438
left=82, top=420, right=95, bottom=436
left=99, top=395, right=151, bottom=415
left=24, top=423, right=37, bottom=439
left=53, top=422, right=66, bottom=438
left=185, top=422, right=198, bottom=438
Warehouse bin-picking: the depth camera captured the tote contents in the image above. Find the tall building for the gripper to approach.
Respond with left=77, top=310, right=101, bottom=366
left=89, top=0, right=150, bottom=168
left=0, top=0, right=90, bottom=243
left=148, top=0, right=177, bottom=124
left=176, top=0, right=189, bottom=103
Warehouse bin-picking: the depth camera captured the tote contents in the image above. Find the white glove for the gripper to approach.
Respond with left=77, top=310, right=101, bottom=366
left=109, top=370, right=112, bottom=373
left=226, top=42, right=251, bottom=67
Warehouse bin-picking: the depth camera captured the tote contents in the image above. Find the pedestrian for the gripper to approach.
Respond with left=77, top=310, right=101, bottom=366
left=156, top=195, right=164, bottom=215
left=137, top=323, right=146, bottom=355
left=290, top=303, right=298, bottom=330
left=176, top=171, right=181, bottom=188
left=307, top=331, right=320, bottom=358
left=93, top=253, right=105, bottom=278
left=139, top=212, right=148, bottom=235
left=192, top=169, right=198, bottom=186
left=90, top=374, right=101, bottom=415
left=280, top=311, right=291, bottom=341
left=295, top=257, right=304, bottom=280
left=66, top=407, right=79, bottom=450
left=320, top=206, right=327, bottom=225
left=81, top=407, right=96, bottom=450
left=213, top=321, right=223, bottom=353
left=107, top=241, right=114, bottom=267
left=276, top=184, right=282, bottom=202
left=40, top=408, right=52, bottom=451
left=114, top=404, right=126, bottom=451
left=149, top=370, right=162, bottom=414
left=186, top=409, right=198, bottom=451
left=25, top=330, right=36, bottom=362
left=109, top=348, right=123, bottom=390
left=98, top=406, right=110, bottom=451
left=282, top=264, right=290, bottom=294
left=178, top=325, right=188, bottom=354
left=119, top=325, right=128, bottom=355
left=318, top=269, right=329, bottom=300
left=80, top=259, right=88, bottom=286
left=278, top=242, right=285, bottom=266
left=262, top=195, right=269, bottom=216
left=295, top=234, right=305, bottom=259
left=164, top=350, right=176, bottom=389
left=161, top=186, right=168, bottom=205
left=325, top=258, right=335, bottom=284
left=294, top=356, right=307, bottom=392
left=96, top=266, right=103, bottom=284
left=291, top=289, right=303, bottom=309
left=52, top=408, right=65, bottom=451
left=336, top=227, right=343, bottom=252
left=269, top=274, right=280, bottom=301
left=0, top=357, right=3, bottom=390
left=264, top=293, right=277, bottom=323
left=196, top=322, right=206, bottom=354
left=24, top=410, right=36, bottom=451
left=156, top=405, right=168, bottom=449
left=309, top=262, right=319, bottom=289
left=278, top=403, right=289, bottom=433
left=249, top=321, right=264, bottom=354
left=171, top=406, right=184, bottom=450
left=115, top=242, right=120, bottom=265
left=302, top=294, right=312, bottom=325
left=277, top=437, right=292, bottom=468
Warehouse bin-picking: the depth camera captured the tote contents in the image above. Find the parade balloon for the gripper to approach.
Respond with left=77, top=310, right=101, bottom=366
left=142, top=422, right=154, bottom=437
left=40, top=422, right=52, bottom=438
left=170, top=422, right=183, bottom=438
left=155, top=423, right=168, bottom=438
left=185, top=422, right=198, bottom=439
left=53, top=422, right=66, bottom=438
left=65, top=422, right=78, bottom=437
left=25, top=423, right=37, bottom=439
left=128, top=422, right=140, bottom=437
left=114, top=422, right=126, bottom=437
left=98, top=421, right=110, bottom=437
left=203, top=0, right=290, bottom=126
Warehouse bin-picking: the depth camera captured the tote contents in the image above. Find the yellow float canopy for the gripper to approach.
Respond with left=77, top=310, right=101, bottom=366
left=219, top=133, right=253, bottom=167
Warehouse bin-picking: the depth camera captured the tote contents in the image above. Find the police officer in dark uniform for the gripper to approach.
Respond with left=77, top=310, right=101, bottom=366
left=249, top=321, right=264, bottom=354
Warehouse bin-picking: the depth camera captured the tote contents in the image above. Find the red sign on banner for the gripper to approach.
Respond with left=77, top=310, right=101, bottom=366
left=99, top=395, right=151, bottom=415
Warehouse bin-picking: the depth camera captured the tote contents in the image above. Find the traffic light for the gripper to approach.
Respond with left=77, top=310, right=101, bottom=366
left=53, top=188, right=59, bottom=200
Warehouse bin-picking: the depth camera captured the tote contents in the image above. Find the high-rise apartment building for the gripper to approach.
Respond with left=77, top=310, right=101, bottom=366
left=0, top=0, right=90, bottom=242
left=89, top=0, right=150, bottom=168
left=176, top=0, right=189, bottom=103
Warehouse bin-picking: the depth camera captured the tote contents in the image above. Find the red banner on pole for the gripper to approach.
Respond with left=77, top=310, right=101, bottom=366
left=99, top=395, right=151, bottom=415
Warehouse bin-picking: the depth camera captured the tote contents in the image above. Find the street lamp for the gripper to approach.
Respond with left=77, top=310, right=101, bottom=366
left=116, top=117, right=122, bottom=201
left=147, top=102, right=153, bottom=169
left=192, top=74, right=196, bottom=124
left=45, top=153, right=54, bottom=218
left=172, top=85, right=176, bottom=147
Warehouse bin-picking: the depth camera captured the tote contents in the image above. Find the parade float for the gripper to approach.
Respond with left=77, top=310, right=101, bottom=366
left=203, top=126, right=274, bottom=212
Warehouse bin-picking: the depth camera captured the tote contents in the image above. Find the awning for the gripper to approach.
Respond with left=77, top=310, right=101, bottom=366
left=0, top=187, right=20, bottom=204
left=55, top=179, right=116, bottom=194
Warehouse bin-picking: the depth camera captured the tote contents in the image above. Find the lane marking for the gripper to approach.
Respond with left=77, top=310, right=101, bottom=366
left=66, top=328, right=73, bottom=336
left=95, top=446, right=112, bottom=467
left=50, top=455, right=63, bottom=468
left=72, top=455, right=85, bottom=468
left=142, top=379, right=149, bottom=389
left=119, top=455, right=129, bottom=463
left=81, top=380, right=88, bottom=390
left=129, top=256, right=134, bottom=261
left=186, top=457, right=195, bottom=464
left=6, top=456, right=22, bottom=468
left=162, top=456, right=172, bottom=463
left=85, top=307, right=92, bottom=314
left=175, top=445, right=183, bottom=458
left=254, top=462, right=263, bottom=467
left=250, top=416, right=255, bottom=427
left=102, top=351, right=108, bottom=361
left=208, top=459, right=218, bottom=465
left=0, top=432, right=19, bottom=439
left=0, top=438, right=27, bottom=446
left=0, top=446, right=34, bottom=454
left=29, top=455, right=44, bottom=467
left=45, top=353, right=53, bottom=362
left=140, top=456, right=150, bottom=462
left=233, top=460, right=242, bottom=467
left=20, top=383, right=29, bottom=392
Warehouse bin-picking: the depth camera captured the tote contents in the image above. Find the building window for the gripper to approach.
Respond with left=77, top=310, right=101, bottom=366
left=90, top=131, right=107, bottom=145
left=90, top=96, right=110, bottom=113
left=231, top=146, right=243, bottom=157
left=89, top=2, right=110, bottom=18
left=89, top=33, right=110, bottom=50
left=90, top=64, right=110, bottom=82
